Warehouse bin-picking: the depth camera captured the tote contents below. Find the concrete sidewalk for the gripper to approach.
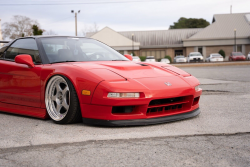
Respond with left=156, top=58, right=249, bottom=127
left=173, top=61, right=250, bottom=67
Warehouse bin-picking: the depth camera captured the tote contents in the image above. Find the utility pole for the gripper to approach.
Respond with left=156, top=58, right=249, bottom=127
left=71, top=10, right=80, bottom=36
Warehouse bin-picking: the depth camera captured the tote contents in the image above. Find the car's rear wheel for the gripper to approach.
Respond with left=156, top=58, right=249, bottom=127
left=45, top=75, right=81, bottom=124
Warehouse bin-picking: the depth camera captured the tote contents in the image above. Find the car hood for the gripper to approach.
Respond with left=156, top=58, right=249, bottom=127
left=72, top=61, right=176, bottom=79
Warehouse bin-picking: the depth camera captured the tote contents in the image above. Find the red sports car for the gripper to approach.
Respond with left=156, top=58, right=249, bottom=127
left=229, top=52, right=246, bottom=61
left=0, top=36, right=202, bottom=126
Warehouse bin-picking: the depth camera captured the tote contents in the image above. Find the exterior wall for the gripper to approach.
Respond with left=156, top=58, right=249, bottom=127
left=202, top=46, right=206, bottom=58
left=166, top=48, right=187, bottom=61
left=186, top=47, right=195, bottom=56
left=139, top=48, right=166, bottom=60
left=206, top=45, right=234, bottom=60
left=242, top=45, right=246, bottom=56
left=127, top=50, right=140, bottom=56
left=166, top=48, right=174, bottom=61
left=245, top=44, right=250, bottom=55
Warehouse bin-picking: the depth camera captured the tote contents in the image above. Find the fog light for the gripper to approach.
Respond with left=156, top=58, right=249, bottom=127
left=107, top=92, right=140, bottom=98
left=195, top=85, right=200, bottom=91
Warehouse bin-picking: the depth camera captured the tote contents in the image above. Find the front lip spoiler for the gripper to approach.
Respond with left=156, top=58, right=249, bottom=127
left=82, top=108, right=200, bottom=127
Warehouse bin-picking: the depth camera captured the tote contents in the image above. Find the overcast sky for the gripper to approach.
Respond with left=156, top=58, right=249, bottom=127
left=0, top=0, right=249, bottom=36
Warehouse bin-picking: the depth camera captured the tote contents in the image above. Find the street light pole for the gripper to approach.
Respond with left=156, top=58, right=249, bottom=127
left=132, top=33, right=134, bottom=56
left=71, top=10, right=80, bottom=36
left=234, top=29, right=236, bottom=52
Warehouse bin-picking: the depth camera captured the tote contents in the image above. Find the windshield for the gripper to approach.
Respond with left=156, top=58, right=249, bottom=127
left=232, top=52, right=243, bottom=56
left=211, top=54, right=222, bottom=58
left=39, top=37, right=128, bottom=63
left=146, top=56, right=155, bottom=59
left=190, top=53, right=202, bottom=56
left=176, top=56, right=184, bottom=58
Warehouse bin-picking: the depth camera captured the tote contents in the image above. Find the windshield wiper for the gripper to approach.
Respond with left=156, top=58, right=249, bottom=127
left=51, top=60, right=77, bottom=64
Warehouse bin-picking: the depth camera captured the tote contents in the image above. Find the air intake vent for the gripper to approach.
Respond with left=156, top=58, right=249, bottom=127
left=147, top=95, right=193, bottom=116
left=137, top=63, right=148, bottom=66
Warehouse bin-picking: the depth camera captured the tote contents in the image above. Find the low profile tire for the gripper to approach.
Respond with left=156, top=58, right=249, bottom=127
left=45, top=75, right=81, bottom=124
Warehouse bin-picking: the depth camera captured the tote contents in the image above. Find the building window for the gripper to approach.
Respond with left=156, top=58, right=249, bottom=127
left=237, top=45, right=242, bottom=52
left=198, top=47, right=203, bottom=55
left=175, top=50, right=183, bottom=56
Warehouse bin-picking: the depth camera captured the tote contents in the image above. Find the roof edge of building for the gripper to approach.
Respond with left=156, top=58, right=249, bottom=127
left=183, top=36, right=249, bottom=41
left=118, top=28, right=203, bottom=33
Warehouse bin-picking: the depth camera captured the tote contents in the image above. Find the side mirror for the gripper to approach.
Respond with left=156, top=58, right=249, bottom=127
left=15, top=54, right=35, bottom=68
left=124, top=54, right=133, bottom=61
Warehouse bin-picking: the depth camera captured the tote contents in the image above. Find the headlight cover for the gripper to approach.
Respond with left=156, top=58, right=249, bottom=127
left=107, top=92, right=140, bottom=98
left=195, top=85, right=200, bottom=91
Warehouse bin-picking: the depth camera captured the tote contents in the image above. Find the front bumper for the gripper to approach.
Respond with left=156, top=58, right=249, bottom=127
left=189, top=59, right=203, bottom=62
left=82, top=107, right=200, bottom=126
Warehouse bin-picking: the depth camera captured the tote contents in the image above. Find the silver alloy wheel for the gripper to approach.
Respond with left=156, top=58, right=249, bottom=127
left=45, top=76, right=70, bottom=121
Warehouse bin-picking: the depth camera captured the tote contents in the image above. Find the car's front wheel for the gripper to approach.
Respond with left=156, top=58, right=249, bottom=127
left=45, top=75, right=81, bottom=124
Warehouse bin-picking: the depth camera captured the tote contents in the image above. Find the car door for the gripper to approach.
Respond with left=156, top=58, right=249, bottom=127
left=0, top=38, right=42, bottom=107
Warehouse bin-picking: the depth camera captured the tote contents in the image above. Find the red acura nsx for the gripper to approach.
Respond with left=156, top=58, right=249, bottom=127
left=0, top=36, right=202, bottom=126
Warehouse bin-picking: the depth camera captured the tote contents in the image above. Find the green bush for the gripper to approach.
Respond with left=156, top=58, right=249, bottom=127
left=164, top=55, right=172, bottom=62
left=218, top=49, right=225, bottom=58
left=139, top=56, right=146, bottom=62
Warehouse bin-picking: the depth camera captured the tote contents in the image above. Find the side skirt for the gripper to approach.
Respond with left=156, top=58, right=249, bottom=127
left=0, top=102, right=47, bottom=119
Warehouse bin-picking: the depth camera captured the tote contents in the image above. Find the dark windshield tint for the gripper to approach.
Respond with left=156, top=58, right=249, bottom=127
left=0, top=46, right=7, bottom=59
left=5, top=38, right=41, bottom=63
left=211, top=54, right=222, bottom=58
left=232, top=52, right=243, bottom=56
left=190, top=53, right=202, bottom=56
left=146, top=56, right=155, bottom=59
left=39, top=37, right=128, bottom=63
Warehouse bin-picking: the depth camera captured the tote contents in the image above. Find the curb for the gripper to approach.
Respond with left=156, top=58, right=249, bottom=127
left=172, top=61, right=250, bottom=67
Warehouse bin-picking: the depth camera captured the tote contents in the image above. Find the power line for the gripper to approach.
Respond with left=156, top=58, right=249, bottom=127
left=0, top=0, right=174, bottom=6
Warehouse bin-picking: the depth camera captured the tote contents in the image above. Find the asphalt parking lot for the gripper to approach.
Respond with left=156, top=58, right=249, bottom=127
left=0, top=65, right=250, bottom=167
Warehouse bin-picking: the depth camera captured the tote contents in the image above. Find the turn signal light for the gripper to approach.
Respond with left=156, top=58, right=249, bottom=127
left=82, top=90, right=91, bottom=95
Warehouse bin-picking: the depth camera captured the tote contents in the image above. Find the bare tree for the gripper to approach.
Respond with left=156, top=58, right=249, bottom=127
left=81, top=22, right=100, bottom=37
left=2, top=15, right=40, bottom=40
left=43, top=30, right=57, bottom=35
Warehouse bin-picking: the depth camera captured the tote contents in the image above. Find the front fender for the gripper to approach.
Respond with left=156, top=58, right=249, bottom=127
left=40, top=64, right=103, bottom=108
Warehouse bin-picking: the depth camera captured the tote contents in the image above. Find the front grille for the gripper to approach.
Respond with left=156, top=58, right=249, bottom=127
left=147, top=96, right=193, bottom=116
left=193, top=58, right=201, bottom=61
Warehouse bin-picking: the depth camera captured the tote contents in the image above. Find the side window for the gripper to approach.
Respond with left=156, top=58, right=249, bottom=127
left=0, top=46, right=7, bottom=59
left=5, top=38, right=42, bottom=64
